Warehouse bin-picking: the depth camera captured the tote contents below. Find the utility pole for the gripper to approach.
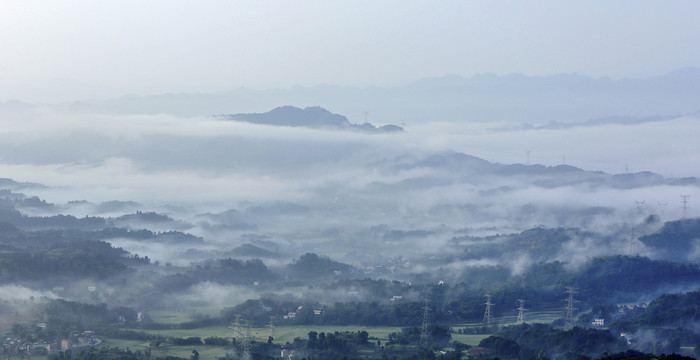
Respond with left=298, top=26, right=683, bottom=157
left=516, top=299, right=526, bottom=325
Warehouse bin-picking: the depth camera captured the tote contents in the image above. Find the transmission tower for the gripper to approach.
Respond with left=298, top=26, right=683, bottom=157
left=563, top=287, right=579, bottom=329
left=515, top=299, right=527, bottom=325
left=242, top=320, right=252, bottom=360
left=420, top=290, right=432, bottom=346
left=681, top=195, right=690, bottom=218
left=232, top=314, right=242, bottom=342
left=267, top=316, right=275, bottom=341
left=657, top=202, right=668, bottom=216
left=483, top=294, right=494, bottom=325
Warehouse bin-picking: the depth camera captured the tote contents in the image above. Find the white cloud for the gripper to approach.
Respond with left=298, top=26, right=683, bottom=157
left=0, top=285, right=57, bottom=301
left=1, top=110, right=698, bottom=241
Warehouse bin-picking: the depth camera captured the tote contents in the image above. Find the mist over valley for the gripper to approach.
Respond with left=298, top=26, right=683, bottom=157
left=2, top=2, right=700, bottom=356
left=1, top=91, right=700, bottom=359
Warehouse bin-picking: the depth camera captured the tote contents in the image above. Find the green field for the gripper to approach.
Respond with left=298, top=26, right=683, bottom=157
left=450, top=310, right=562, bottom=346
left=105, top=309, right=563, bottom=358
left=128, top=325, right=231, bottom=339
left=449, top=333, right=490, bottom=346
left=101, top=325, right=403, bottom=360
left=453, top=310, right=561, bottom=327
left=268, top=325, right=402, bottom=343
left=148, top=308, right=223, bottom=324
left=501, top=310, right=562, bottom=326
left=122, top=324, right=402, bottom=344
left=521, top=310, right=563, bottom=324
left=148, top=310, right=198, bottom=324
left=98, top=338, right=230, bottom=360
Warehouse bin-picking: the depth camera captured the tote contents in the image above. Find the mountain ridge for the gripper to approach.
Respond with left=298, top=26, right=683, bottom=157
left=219, top=105, right=403, bottom=133
left=4, top=68, right=700, bottom=124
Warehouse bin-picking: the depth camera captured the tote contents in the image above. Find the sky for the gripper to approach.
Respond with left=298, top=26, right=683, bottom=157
left=2, top=0, right=700, bottom=103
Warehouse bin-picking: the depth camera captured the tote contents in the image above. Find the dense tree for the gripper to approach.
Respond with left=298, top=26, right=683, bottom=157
left=612, top=289, right=700, bottom=328
left=479, top=336, right=520, bottom=359
left=493, top=323, right=627, bottom=360
left=287, top=253, right=355, bottom=278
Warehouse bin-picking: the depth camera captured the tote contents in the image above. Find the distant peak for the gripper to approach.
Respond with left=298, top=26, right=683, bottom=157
left=220, top=106, right=403, bottom=133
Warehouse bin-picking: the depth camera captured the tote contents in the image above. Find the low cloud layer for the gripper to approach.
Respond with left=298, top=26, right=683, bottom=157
left=1, top=109, right=699, bottom=269
left=0, top=285, right=58, bottom=301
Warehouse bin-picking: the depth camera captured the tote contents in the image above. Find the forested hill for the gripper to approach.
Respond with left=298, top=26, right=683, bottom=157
left=520, top=256, right=700, bottom=304
left=613, top=289, right=700, bottom=328
left=220, top=106, right=403, bottom=132
left=639, top=218, right=700, bottom=260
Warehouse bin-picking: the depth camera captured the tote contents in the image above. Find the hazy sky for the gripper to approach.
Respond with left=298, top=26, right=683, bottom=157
left=2, top=0, right=699, bottom=102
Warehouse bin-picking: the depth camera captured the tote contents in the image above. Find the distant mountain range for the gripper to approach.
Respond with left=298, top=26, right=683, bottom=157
left=383, top=150, right=700, bottom=191
left=219, top=106, right=403, bottom=133
left=2, top=67, right=700, bottom=124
